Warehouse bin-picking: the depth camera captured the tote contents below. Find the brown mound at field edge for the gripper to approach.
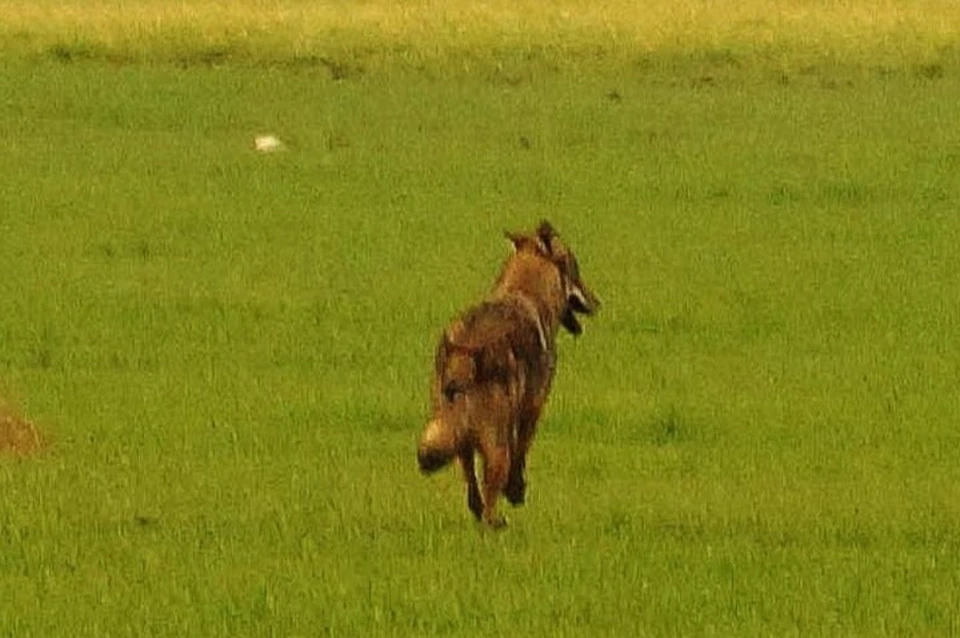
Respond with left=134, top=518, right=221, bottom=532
left=0, top=402, right=42, bottom=456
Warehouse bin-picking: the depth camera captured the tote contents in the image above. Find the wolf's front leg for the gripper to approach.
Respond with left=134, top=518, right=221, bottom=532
left=504, top=455, right=526, bottom=505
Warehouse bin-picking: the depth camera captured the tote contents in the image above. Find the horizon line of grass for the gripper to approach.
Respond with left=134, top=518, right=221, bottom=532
left=2, top=0, right=960, bottom=69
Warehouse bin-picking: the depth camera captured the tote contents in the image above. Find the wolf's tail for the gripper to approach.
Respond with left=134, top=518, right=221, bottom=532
left=418, top=335, right=477, bottom=474
left=418, top=417, right=456, bottom=473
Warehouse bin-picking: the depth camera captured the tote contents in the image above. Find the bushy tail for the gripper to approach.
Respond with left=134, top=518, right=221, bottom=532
left=418, top=418, right=456, bottom=473
left=418, top=335, right=479, bottom=474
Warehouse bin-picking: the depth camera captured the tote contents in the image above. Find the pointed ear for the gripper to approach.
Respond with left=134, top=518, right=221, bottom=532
left=536, top=220, right=557, bottom=253
left=504, top=230, right=525, bottom=250
left=505, top=230, right=548, bottom=255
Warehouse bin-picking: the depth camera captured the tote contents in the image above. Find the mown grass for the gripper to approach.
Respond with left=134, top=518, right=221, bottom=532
left=2, top=3, right=960, bottom=635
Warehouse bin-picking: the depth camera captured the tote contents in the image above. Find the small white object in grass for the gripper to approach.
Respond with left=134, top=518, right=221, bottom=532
left=254, top=134, right=284, bottom=153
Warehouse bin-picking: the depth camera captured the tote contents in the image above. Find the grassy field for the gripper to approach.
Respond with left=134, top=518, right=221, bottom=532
left=2, top=2, right=960, bottom=635
left=3, top=0, right=960, bottom=68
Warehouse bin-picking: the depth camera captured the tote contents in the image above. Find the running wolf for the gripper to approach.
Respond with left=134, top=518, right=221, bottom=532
left=417, top=220, right=599, bottom=527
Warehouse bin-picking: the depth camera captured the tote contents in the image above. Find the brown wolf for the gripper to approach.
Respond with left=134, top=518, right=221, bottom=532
left=417, top=220, right=599, bottom=527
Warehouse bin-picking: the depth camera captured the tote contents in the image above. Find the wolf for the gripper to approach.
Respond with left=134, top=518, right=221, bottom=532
left=417, top=220, right=599, bottom=527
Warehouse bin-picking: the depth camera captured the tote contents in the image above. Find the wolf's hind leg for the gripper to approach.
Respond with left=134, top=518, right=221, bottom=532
left=479, top=441, right=510, bottom=528
left=458, top=449, right=483, bottom=520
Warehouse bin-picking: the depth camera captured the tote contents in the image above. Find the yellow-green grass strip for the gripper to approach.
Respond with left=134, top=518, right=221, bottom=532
left=2, top=0, right=960, bottom=66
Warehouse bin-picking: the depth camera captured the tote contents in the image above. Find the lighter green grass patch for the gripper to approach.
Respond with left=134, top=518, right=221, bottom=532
left=2, top=0, right=960, bottom=68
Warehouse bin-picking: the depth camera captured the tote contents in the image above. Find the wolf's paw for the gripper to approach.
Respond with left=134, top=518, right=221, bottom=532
left=467, top=488, right=483, bottom=520
left=504, top=475, right=526, bottom=506
left=483, top=513, right=508, bottom=529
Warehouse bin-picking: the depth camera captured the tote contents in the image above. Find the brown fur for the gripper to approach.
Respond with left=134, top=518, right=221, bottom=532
left=417, top=221, right=599, bottom=528
left=0, top=399, right=42, bottom=456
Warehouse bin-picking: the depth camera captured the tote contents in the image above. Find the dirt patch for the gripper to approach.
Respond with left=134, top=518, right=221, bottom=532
left=0, top=401, right=42, bottom=456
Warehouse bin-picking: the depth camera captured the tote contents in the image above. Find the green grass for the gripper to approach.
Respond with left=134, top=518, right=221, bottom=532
left=2, top=17, right=960, bottom=636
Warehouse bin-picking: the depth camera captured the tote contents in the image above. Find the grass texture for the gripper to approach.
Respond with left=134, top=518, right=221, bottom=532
left=2, top=0, right=960, bottom=67
left=2, top=2, right=960, bottom=635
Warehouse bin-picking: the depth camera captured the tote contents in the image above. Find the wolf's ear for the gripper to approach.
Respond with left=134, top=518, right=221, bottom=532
left=536, top=220, right=557, bottom=254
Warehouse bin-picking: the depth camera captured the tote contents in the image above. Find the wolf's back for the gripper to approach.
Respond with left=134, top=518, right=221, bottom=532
left=438, top=301, right=538, bottom=395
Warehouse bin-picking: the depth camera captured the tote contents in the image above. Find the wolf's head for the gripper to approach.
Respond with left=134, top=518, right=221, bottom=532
left=504, top=220, right=600, bottom=336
